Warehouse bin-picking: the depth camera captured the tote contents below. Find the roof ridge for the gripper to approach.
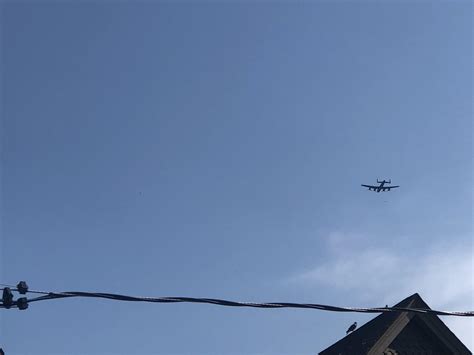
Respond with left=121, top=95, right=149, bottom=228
left=319, top=293, right=471, bottom=355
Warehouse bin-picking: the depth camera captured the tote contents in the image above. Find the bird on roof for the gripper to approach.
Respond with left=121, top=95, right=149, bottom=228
left=346, top=321, right=357, bottom=334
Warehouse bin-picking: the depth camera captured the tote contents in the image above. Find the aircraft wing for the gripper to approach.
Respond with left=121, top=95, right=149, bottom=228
left=385, top=185, right=400, bottom=189
left=361, top=184, right=377, bottom=188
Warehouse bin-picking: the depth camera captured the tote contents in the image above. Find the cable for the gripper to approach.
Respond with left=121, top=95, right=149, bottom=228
left=1, top=284, right=473, bottom=317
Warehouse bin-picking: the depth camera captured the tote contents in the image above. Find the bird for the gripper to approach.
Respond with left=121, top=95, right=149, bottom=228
left=346, top=321, right=357, bottom=334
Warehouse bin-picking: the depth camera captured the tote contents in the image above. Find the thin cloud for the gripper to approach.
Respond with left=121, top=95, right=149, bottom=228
left=292, top=232, right=474, bottom=350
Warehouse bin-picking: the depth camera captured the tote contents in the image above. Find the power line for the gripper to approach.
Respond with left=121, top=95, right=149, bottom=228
left=1, top=282, right=473, bottom=317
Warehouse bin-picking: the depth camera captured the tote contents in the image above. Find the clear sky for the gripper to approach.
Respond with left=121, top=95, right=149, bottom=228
left=1, top=1, right=472, bottom=354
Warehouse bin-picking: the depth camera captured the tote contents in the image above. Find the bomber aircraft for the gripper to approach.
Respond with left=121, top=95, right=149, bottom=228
left=361, top=179, right=399, bottom=192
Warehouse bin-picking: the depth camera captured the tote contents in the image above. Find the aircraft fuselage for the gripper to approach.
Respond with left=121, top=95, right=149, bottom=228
left=376, top=181, right=386, bottom=192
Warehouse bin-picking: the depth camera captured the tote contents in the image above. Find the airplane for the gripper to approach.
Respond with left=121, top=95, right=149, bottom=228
left=361, top=179, right=399, bottom=193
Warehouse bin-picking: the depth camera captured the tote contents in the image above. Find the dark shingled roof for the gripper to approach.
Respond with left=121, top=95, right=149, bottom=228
left=319, top=293, right=472, bottom=355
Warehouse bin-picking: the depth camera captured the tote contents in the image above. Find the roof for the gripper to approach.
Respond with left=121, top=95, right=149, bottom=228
left=319, top=293, right=472, bottom=355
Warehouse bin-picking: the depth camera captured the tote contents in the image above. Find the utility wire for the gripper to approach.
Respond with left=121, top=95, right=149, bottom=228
left=1, top=283, right=473, bottom=317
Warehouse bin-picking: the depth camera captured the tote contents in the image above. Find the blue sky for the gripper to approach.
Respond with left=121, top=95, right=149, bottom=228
left=1, top=1, right=472, bottom=354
